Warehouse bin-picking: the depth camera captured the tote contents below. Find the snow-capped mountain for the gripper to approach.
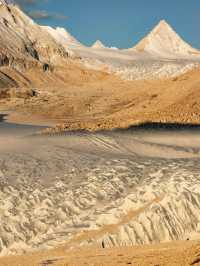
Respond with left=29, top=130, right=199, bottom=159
left=92, top=40, right=106, bottom=49
left=131, top=20, right=200, bottom=58
left=42, top=26, right=83, bottom=50
left=0, top=1, right=70, bottom=69
left=91, top=40, right=119, bottom=50
left=0, top=0, right=199, bottom=81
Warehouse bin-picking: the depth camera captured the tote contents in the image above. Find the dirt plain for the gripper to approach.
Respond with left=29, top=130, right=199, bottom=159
left=0, top=241, right=200, bottom=266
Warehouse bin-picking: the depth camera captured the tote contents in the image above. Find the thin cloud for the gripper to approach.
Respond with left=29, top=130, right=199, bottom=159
left=28, top=10, right=68, bottom=20
left=14, top=0, right=44, bottom=6
left=13, top=0, right=68, bottom=21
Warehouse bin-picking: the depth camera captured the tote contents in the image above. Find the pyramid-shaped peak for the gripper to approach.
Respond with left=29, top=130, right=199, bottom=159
left=92, top=40, right=106, bottom=49
left=153, top=20, right=176, bottom=33
left=157, top=20, right=170, bottom=27
left=132, top=19, right=200, bottom=57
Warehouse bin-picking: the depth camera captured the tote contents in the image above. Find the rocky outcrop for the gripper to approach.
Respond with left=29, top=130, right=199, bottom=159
left=42, top=26, right=82, bottom=55
left=0, top=87, right=36, bottom=98
left=0, top=70, right=18, bottom=88
left=0, top=2, right=71, bottom=73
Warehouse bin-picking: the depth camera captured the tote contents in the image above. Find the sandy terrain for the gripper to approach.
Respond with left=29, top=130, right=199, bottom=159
left=0, top=241, right=200, bottom=265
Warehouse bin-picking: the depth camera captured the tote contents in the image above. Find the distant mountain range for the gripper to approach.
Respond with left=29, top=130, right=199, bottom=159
left=0, top=0, right=199, bottom=69
left=0, top=0, right=199, bottom=86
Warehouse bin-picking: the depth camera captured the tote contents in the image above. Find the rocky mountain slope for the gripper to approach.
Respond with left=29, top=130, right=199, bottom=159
left=42, top=26, right=83, bottom=51
left=5, top=66, right=199, bottom=132
left=0, top=1, right=70, bottom=71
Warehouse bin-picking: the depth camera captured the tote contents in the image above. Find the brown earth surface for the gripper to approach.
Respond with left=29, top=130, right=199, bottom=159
left=1, top=62, right=200, bottom=131
left=0, top=241, right=200, bottom=266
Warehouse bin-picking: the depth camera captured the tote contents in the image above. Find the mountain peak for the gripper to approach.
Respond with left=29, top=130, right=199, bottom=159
left=152, top=19, right=175, bottom=34
left=92, top=40, right=106, bottom=49
left=132, top=20, right=200, bottom=57
left=157, top=19, right=170, bottom=27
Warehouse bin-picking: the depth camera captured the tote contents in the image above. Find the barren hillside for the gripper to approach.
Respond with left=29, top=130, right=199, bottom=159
left=2, top=65, right=200, bottom=132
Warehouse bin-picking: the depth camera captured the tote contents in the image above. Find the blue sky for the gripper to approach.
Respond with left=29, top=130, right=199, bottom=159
left=18, top=0, right=200, bottom=49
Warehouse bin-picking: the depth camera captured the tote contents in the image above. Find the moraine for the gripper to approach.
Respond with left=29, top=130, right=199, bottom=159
left=0, top=118, right=200, bottom=254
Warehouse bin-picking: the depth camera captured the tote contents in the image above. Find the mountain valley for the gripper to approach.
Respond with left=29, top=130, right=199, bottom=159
left=0, top=1, right=200, bottom=266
